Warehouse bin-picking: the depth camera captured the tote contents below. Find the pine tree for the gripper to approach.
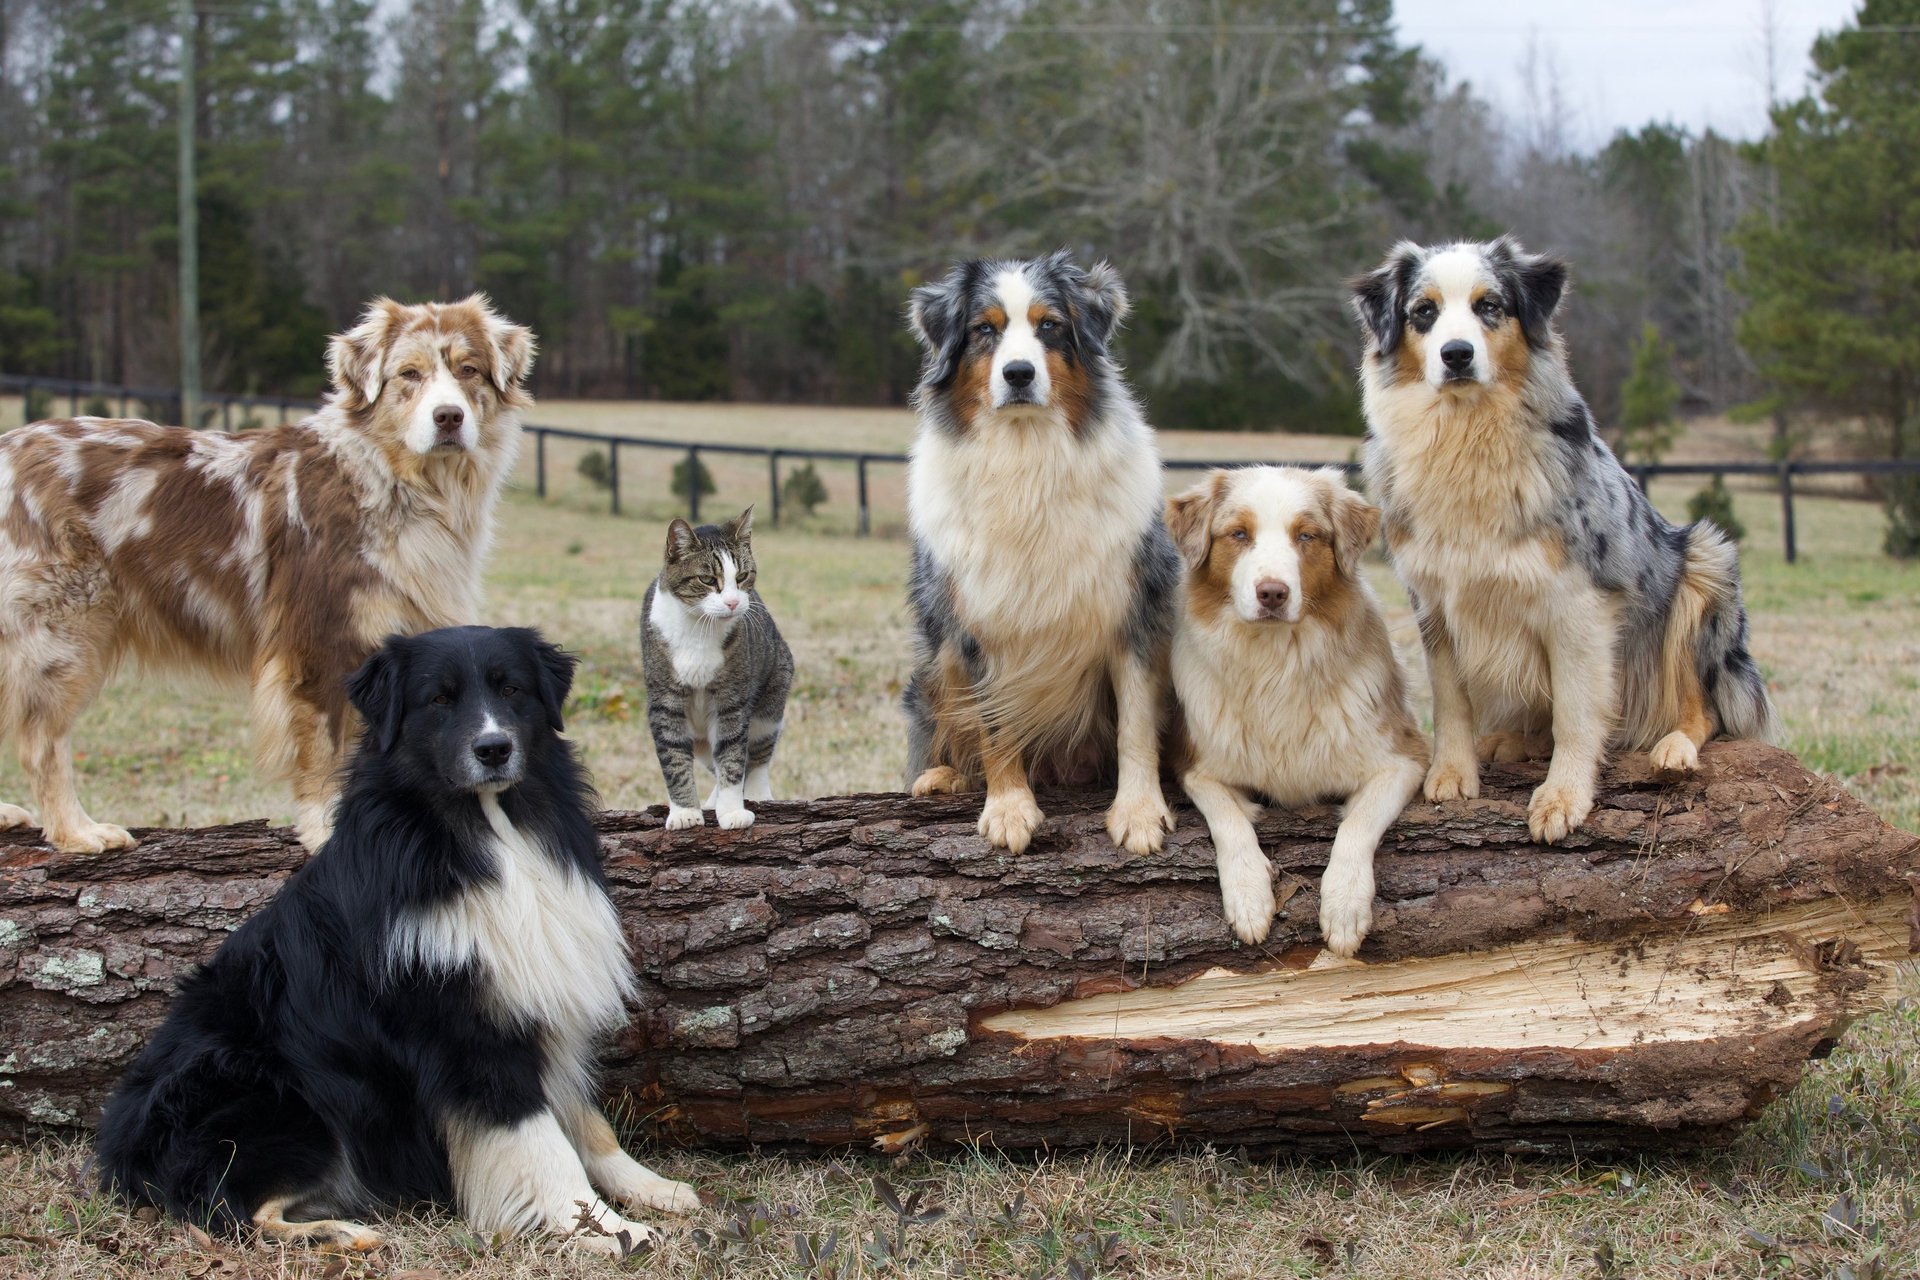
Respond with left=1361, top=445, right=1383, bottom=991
left=1619, top=321, right=1681, bottom=465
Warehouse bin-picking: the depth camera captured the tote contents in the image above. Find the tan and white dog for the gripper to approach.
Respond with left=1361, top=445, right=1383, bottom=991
left=902, top=251, right=1181, bottom=856
left=0, top=295, right=534, bottom=852
left=1166, top=466, right=1427, bottom=953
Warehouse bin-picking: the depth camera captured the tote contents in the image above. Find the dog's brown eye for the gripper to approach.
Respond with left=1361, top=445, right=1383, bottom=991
left=400, top=368, right=423, bottom=382
left=501, top=685, right=518, bottom=697
left=1410, top=301, right=1437, bottom=322
left=432, top=693, right=451, bottom=706
left=460, top=364, right=480, bottom=378
left=1476, top=299, right=1503, bottom=320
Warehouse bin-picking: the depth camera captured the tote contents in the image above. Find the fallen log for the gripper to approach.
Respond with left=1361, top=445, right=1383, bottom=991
left=2, top=741, right=1914, bottom=1155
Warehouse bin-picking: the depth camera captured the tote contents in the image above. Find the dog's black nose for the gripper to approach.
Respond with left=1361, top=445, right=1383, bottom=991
left=1439, top=340, right=1475, bottom=372
left=1002, top=360, right=1036, bottom=389
left=472, top=733, right=513, bottom=768
left=433, top=404, right=465, bottom=433
left=1256, top=579, right=1291, bottom=611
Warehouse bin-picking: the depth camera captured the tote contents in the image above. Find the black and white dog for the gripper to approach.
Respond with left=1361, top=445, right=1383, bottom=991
left=94, top=626, right=697, bottom=1254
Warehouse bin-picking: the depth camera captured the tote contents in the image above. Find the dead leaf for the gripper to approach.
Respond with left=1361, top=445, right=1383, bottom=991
left=184, top=1222, right=215, bottom=1250
left=1686, top=898, right=1731, bottom=916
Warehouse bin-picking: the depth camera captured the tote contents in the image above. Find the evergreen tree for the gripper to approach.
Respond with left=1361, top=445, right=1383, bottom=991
left=1619, top=321, right=1681, bottom=464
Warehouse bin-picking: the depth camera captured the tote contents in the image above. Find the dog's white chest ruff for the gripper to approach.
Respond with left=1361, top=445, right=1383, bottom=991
left=390, top=797, right=634, bottom=1039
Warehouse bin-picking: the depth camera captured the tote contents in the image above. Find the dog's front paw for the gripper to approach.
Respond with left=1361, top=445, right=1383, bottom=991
left=1318, top=861, right=1376, bottom=959
left=1649, top=731, right=1700, bottom=775
left=1105, top=791, right=1173, bottom=856
left=715, top=806, right=756, bottom=831
left=1424, top=758, right=1480, bottom=803
left=911, top=765, right=967, bottom=796
left=565, top=1209, right=661, bottom=1257
left=609, top=1172, right=702, bottom=1217
left=1528, top=778, right=1593, bottom=844
left=978, top=790, right=1043, bottom=853
left=0, top=803, right=31, bottom=831
left=1218, top=851, right=1277, bottom=945
left=44, top=821, right=137, bottom=854
left=665, top=805, right=705, bottom=831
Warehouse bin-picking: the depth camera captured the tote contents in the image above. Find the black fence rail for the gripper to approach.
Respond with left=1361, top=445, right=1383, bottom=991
left=7, top=373, right=1918, bottom=562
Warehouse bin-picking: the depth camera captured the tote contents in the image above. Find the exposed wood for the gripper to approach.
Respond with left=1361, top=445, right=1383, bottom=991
left=1, top=741, right=1914, bottom=1154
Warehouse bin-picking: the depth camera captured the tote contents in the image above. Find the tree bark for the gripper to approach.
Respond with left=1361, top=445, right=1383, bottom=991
left=2, top=742, right=1914, bottom=1154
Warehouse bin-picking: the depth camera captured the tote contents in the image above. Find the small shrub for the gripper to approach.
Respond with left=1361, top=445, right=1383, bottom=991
left=1886, top=471, right=1920, bottom=560
left=672, top=454, right=716, bottom=501
left=781, top=461, right=829, bottom=517
left=236, top=412, right=265, bottom=432
left=1686, top=474, right=1746, bottom=544
left=23, top=387, right=53, bottom=422
left=84, top=396, right=111, bottom=417
left=577, top=449, right=612, bottom=489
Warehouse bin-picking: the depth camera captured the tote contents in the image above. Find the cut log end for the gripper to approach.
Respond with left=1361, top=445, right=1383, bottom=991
left=2, top=741, right=1915, bottom=1154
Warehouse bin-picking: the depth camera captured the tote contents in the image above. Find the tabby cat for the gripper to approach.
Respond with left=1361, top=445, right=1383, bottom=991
left=641, top=506, right=794, bottom=830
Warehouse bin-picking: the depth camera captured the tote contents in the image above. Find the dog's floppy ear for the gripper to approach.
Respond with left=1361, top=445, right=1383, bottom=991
left=345, top=637, right=411, bottom=754
left=529, top=634, right=578, bottom=731
left=1348, top=242, right=1420, bottom=358
left=1490, top=236, right=1568, bottom=350
left=1324, top=471, right=1381, bottom=579
left=665, top=517, right=697, bottom=561
left=327, top=297, right=407, bottom=412
left=1164, top=472, right=1225, bottom=571
left=466, top=293, right=538, bottom=398
left=1072, top=254, right=1131, bottom=359
left=908, top=264, right=974, bottom=391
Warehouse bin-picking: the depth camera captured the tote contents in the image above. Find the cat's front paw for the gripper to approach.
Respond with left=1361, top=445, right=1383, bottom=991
left=665, top=805, right=705, bottom=831
left=715, top=806, right=756, bottom=830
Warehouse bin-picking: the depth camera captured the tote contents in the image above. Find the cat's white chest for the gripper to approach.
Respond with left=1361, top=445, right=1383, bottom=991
left=649, top=582, right=733, bottom=690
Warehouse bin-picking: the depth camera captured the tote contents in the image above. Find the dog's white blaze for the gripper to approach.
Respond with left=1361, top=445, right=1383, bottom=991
left=92, top=467, right=157, bottom=554
left=1226, top=467, right=1312, bottom=624
left=989, top=269, right=1052, bottom=410
left=389, top=795, right=633, bottom=1041
left=404, top=363, right=479, bottom=455
left=1420, top=248, right=1491, bottom=387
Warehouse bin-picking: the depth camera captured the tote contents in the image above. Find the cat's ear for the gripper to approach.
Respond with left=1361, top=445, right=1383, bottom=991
left=726, top=505, right=754, bottom=543
left=665, top=518, right=696, bottom=561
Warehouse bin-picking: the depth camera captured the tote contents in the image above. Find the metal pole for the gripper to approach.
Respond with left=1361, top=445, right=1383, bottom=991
left=1779, top=460, right=1797, bottom=565
left=176, top=0, right=201, bottom=433
left=609, top=442, right=620, bottom=516
left=857, top=456, right=870, bottom=536
left=768, top=450, right=781, bottom=527
left=535, top=430, right=547, bottom=499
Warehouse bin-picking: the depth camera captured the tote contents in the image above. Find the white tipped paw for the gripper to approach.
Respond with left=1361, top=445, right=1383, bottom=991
left=1218, top=851, right=1277, bottom=945
left=610, top=1172, right=702, bottom=1216
left=715, top=806, right=756, bottom=831
left=0, top=803, right=31, bottom=831
left=45, top=821, right=137, bottom=854
left=1105, top=791, right=1173, bottom=856
left=978, top=790, right=1043, bottom=854
left=665, top=805, right=705, bottom=831
left=1317, top=861, right=1376, bottom=959
left=1424, top=758, right=1480, bottom=803
left=565, top=1210, right=661, bottom=1256
left=1528, top=778, right=1593, bottom=845
left=1650, top=731, right=1700, bottom=775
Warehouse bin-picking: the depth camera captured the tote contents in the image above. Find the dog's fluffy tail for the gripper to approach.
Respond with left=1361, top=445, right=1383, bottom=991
left=1680, top=522, right=1779, bottom=743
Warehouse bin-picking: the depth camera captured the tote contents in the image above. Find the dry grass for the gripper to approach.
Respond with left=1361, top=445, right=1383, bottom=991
left=2, top=404, right=1918, bottom=1277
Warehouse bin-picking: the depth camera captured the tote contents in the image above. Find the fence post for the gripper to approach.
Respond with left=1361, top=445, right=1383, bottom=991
left=768, top=450, right=781, bottom=527
left=609, top=442, right=621, bottom=516
left=279, top=397, right=289, bottom=425
left=857, top=456, right=870, bottom=536
left=69, top=386, right=78, bottom=415
left=687, top=447, right=701, bottom=523
left=121, top=389, right=130, bottom=417
left=221, top=398, right=232, bottom=432
left=21, top=378, right=33, bottom=424
left=1779, top=460, right=1798, bottom=565
left=535, top=429, right=547, bottom=499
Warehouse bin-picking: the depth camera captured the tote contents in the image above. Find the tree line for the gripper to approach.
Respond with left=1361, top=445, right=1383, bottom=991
left=0, top=0, right=1912, bottom=466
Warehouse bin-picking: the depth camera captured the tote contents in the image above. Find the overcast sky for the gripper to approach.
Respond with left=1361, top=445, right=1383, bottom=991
left=1392, top=0, right=1863, bottom=147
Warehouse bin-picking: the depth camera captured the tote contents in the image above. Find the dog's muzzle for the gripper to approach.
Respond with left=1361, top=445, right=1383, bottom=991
left=431, top=404, right=467, bottom=451
left=464, top=730, right=524, bottom=790
left=998, top=360, right=1040, bottom=406
left=1439, top=340, right=1477, bottom=384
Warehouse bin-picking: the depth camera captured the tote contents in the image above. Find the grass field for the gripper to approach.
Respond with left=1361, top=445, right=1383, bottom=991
left=3, top=404, right=1919, bottom=1277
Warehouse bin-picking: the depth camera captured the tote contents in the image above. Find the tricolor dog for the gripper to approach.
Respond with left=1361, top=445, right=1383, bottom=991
left=902, top=250, right=1181, bottom=856
left=1167, top=466, right=1427, bottom=952
left=1351, top=238, right=1776, bottom=844
left=94, top=627, right=698, bottom=1255
left=0, top=295, right=532, bottom=852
